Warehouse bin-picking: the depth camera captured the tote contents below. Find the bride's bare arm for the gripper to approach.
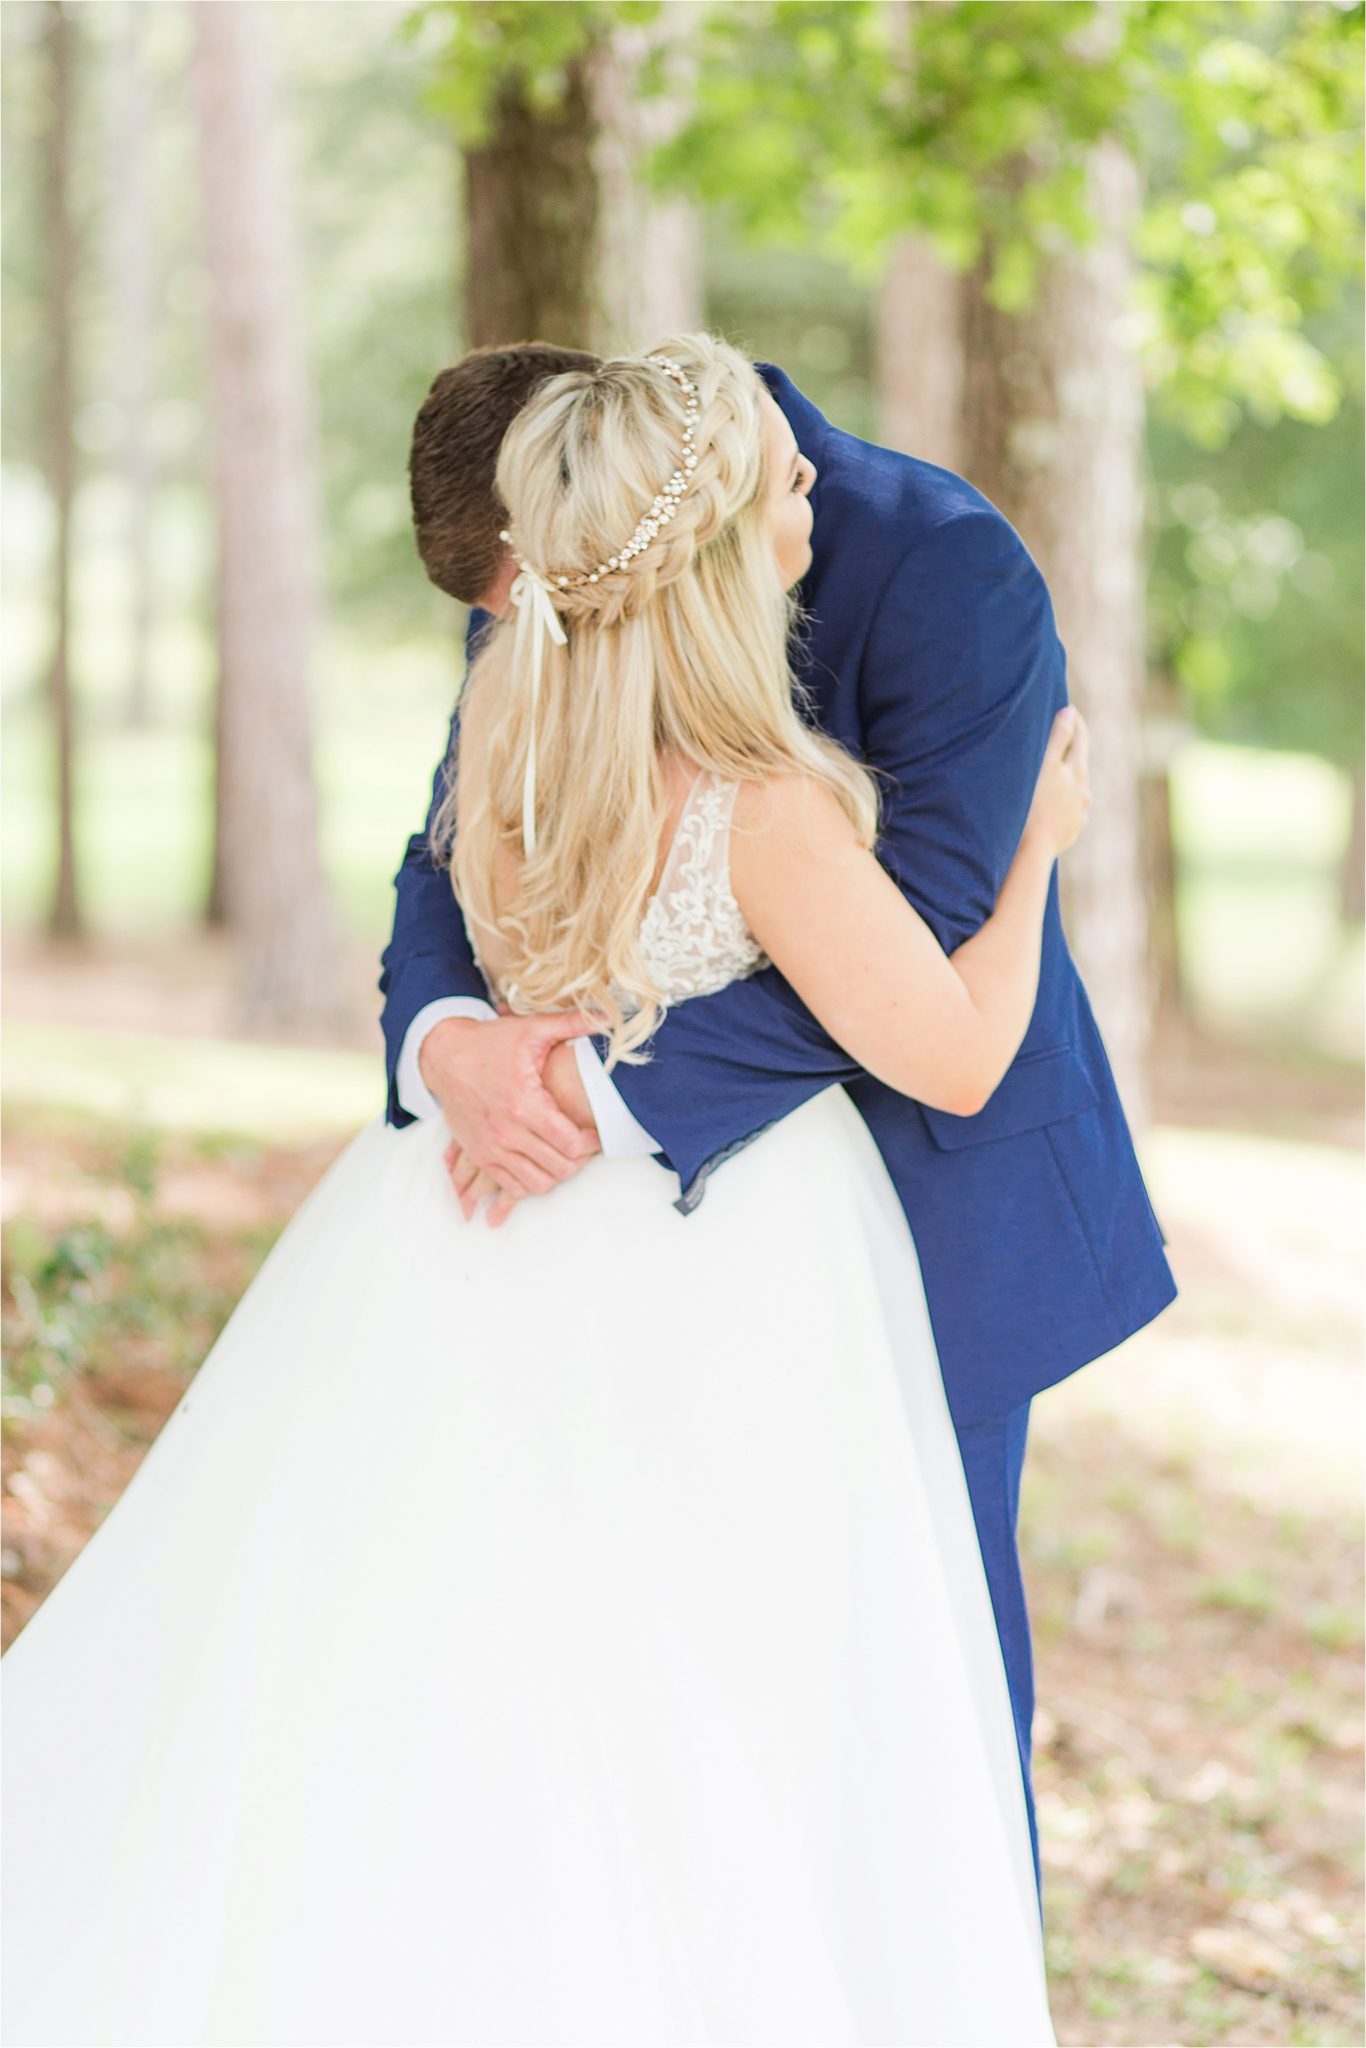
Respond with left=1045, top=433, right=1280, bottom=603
left=729, top=707, right=1090, bottom=1118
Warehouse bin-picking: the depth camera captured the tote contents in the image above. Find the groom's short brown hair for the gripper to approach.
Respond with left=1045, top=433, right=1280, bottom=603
left=409, top=342, right=601, bottom=606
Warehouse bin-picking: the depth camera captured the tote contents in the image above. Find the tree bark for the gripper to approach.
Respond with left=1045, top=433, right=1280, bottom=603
left=591, top=6, right=703, bottom=349
left=1140, top=669, right=1191, bottom=1030
left=464, top=58, right=603, bottom=351
left=874, top=8, right=963, bottom=468
left=875, top=237, right=964, bottom=469
left=960, top=138, right=1154, bottom=1126
left=192, top=2, right=345, bottom=1029
left=44, top=0, right=80, bottom=939
left=463, top=9, right=701, bottom=357
left=204, top=546, right=231, bottom=928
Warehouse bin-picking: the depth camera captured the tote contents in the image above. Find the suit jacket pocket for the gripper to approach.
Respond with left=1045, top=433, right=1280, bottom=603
left=918, top=1043, right=1100, bottom=1151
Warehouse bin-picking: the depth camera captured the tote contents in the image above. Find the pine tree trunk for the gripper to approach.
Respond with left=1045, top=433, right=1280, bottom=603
left=204, top=552, right=230, bottom=928
left=1141, top=670, right=1190, bottom=1031
left=464, top=58, right=603, bottom=350
left=192, top=1, right=345, bottom=1030
left=592, top=7, right=703, bottom=348
left=44, top=0, right=80, bottom=939
left=109, top=0, right=156, bottom=730
left=463, top=12, right=701, bottom=358
left=875, top=11, right=962, bottom=468
left=960, top=138, right=1154, bottom=1126
left=875, top=237, right=963, bottom=469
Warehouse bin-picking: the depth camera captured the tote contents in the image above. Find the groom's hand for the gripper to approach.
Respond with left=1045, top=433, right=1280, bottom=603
left=418, top=1013, right=602, bottom=1221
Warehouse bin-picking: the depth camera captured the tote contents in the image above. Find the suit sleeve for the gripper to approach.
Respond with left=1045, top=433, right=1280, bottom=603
left=607, top=508, right=1066, bottom=1202
left=860, top=508, right=1063, bottom=948
left=377, top=695, right=490, bottom=1126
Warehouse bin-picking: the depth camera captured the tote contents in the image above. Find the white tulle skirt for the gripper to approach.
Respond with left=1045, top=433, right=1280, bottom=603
left=2, top=1087, right=1055, bottom=2047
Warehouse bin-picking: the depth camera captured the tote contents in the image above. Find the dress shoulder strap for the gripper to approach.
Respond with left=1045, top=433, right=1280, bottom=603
left=653, top=769, right=740, bottom=906
left=639, top=768, right=767, bottom=1004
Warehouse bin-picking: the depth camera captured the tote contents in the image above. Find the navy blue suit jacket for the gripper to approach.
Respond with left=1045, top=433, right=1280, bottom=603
left=378, top=365, right=1177, bottom=1428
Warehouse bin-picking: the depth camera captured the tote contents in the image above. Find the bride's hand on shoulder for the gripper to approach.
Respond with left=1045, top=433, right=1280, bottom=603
left=1023, top=705, right=1092, bottom=859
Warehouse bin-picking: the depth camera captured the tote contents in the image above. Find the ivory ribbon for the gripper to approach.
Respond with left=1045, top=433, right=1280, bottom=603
left=509, top=565, right=568, bottom=857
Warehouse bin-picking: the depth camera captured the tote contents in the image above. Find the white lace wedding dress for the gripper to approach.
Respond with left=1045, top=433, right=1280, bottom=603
left=2, top=772, right=1056, bottom=2048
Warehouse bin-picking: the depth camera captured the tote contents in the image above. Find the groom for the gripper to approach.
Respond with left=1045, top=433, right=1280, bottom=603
left=380, top=341, right=1180, bottom=1907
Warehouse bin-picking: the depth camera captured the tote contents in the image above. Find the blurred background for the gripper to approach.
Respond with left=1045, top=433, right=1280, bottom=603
left=2, top=3, right=1362, bottom=2040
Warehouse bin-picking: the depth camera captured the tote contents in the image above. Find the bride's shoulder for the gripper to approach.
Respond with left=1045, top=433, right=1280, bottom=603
left=731, top=770, right=860, bottom=865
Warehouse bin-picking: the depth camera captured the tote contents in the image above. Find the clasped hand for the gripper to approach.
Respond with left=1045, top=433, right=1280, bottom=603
left=417, top=1010, right=603, bottom=1227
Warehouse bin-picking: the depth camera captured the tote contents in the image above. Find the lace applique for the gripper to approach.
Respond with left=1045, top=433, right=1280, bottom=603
left=488, top=769, right=769, bottom=1013
left=637, top=772, right=769, bottom=1002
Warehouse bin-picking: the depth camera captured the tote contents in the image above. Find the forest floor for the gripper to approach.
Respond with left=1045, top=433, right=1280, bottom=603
left=1, top=1003, right=1361, bottom=2048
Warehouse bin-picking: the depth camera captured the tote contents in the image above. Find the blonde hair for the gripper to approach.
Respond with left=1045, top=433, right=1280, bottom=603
left=431, top=331, right=878, bottom=1067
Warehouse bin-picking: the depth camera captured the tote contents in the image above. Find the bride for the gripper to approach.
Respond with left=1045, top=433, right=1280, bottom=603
left=2, top=334, right=1088, bottom=2048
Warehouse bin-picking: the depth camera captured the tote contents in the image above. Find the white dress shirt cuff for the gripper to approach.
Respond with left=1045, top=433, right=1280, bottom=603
left=396, top=997, right=497, bottom=1121
left=572, top=1038, right=662, bottom=1156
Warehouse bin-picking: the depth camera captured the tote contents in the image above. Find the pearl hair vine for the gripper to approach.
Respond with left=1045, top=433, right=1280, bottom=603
left=501, top=353, right=703, bottom=858
left=498, top=353, right=701, bottom=591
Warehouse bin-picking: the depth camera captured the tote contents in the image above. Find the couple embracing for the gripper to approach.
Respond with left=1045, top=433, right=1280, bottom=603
left=3, top=334, right=1177, bottom=2045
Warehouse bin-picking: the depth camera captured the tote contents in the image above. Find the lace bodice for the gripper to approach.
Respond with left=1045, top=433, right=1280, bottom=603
left=637, top=771, right=769, bottom=1001
left=483, top=768, right=768, bottom=1013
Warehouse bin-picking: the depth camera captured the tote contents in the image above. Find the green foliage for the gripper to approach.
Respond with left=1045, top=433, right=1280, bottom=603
left=1133, top=1, right=1365, bottom=442
left=0, top=6, right=55, bottom=474
left=4, top=1162, right=144, bottom=1417
left=656, top=0, right=1364, bottom=442
left=657, top=1, right=1128, bottom=280
left=0, top=1124, right=271, bottom=1431
left=1148, top=296, right=1363, bottom=765
left=1197, top=1566, right=1279, bottom=1615
left=408, top=0, right=659, bottom=140
left=2, top=0, right=1357, bottom=782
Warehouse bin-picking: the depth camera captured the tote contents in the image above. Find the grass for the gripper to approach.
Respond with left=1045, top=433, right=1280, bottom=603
left=2, top=612, right=461, bottom=946
left=1165, top=742, right=1361, bottom=1062
left=0, top=1017, right=382, bottom=1140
